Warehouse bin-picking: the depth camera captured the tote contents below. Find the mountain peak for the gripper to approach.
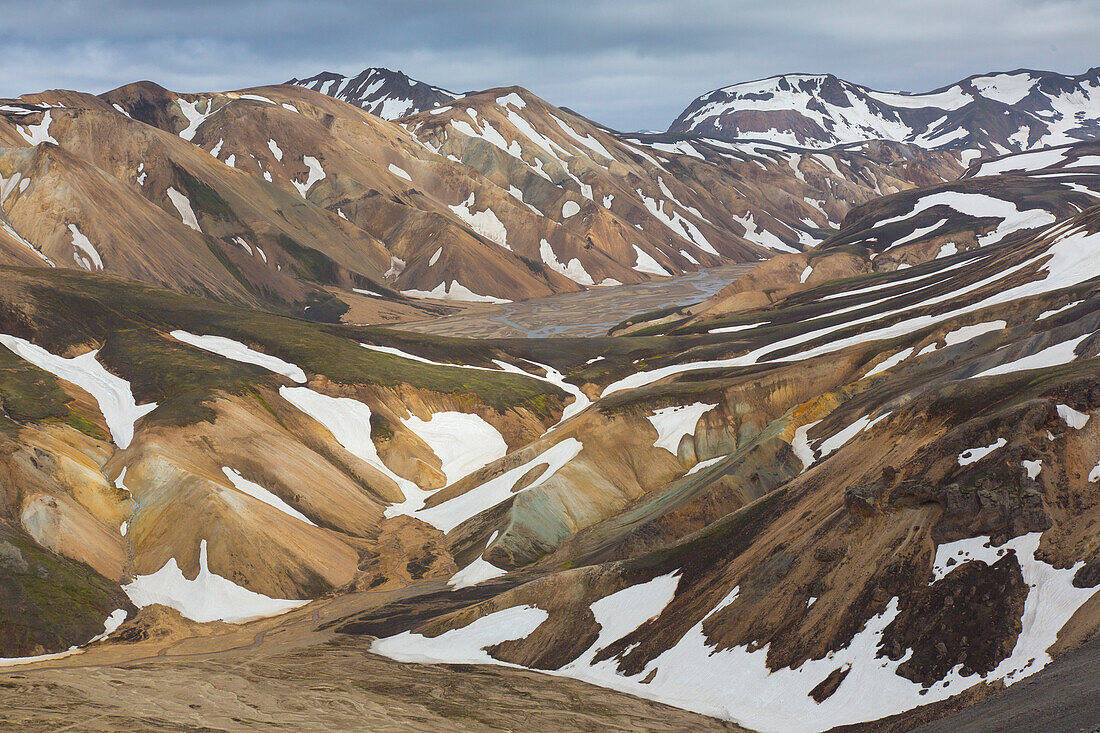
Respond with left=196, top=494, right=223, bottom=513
left=287, top=66, right=457, bottom=119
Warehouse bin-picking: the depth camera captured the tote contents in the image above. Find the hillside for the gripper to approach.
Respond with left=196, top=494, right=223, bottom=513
left=0, top=78, right=966, bottom=315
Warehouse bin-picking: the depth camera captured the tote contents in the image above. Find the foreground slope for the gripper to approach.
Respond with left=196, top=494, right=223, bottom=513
left=0, top=157, right=1096, bottom=729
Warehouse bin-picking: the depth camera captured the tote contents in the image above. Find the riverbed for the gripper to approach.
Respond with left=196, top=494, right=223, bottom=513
left=395, top=263, right=757, bottom=338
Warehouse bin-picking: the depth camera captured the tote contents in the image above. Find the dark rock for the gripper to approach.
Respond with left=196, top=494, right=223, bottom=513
left=0, top=541, right=29, bottom=574
left=879, top=552, right=1027, bottom=686
left=844, top=483, right=880, bottom=516
left=1072, top=555, right=1100, bottom=588
left=809, top=665, right=851, bottom=703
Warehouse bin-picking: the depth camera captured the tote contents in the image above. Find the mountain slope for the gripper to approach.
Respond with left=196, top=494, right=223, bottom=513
left=0, top=263, right=586, bottom=652
left=344, top=166, right=1100, bottom=732
left=402, top=87, right=963, bottom=278
left=670, top=68, right=1100, bottom=156
left=1, top=80, right=957, bottom=313
left=286, top=67, right=457, bottom=119
left=1, top=153, right=1097, bottom=733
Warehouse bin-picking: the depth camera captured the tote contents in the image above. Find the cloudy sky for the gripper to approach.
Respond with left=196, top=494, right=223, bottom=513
left=2, top=0, right=1097, bottom=130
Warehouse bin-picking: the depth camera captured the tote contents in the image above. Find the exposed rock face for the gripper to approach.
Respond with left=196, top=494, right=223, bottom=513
left=880, top=553, right=1028, bottom=686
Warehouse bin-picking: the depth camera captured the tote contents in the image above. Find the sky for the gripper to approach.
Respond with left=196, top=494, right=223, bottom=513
left=2, top=0, right=1097, bottom=131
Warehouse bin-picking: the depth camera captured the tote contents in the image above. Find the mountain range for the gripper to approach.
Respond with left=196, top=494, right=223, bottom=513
left=0, top=63, right=1098, bottom=733
left=669, top=68, right=1100, bottom=155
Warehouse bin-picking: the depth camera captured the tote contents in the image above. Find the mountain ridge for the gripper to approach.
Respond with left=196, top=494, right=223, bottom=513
left=668, top=67, right=1100, bottom=156
left=286, top=67, right=457, bottom=119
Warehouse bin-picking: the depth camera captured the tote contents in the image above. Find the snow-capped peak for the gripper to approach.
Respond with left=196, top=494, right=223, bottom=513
left=287, top=67, right=457, bottom=120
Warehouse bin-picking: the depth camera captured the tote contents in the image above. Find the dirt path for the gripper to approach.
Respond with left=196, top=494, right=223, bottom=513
left=0, top=587, right=745, bottom=733
left=395, top=263, right=757, bottom=338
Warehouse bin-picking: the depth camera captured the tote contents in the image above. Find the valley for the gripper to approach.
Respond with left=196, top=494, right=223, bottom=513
left=397, top=262, right=758, bottom=338
left=0, top=48, right=1098, bottom=733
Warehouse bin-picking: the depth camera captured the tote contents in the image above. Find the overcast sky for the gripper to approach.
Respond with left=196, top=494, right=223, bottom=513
left=2, top=0, right=1097, bottom=130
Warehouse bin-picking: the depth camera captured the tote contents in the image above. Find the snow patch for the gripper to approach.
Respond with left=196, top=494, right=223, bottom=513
left=539, top=238, right=594, bottom=285
left=449, top=193, right=510, bottom=249
left=170, top=330, right=306, bottom=383
left=818, top=412, right=891, bottom=458
left=0, top=335, right=155, bottom=448
left=863, top=348, right=914, bottom=378
left=279, top=386, right=427, bottom=517
left=1056, top=404, right=1089, bottom=430
left=974, top=332, right=1093, bottom=378
left=292, top=156, right=326, bottom=197
left=68, top=224, right=102, bottom=271
left=449, top=531, right=507, bottom=589
left=166, top=187, right=201, bottom=232
left=388, top=163, right=412, bottom=181
left=632, top=245, right=669, bottom=276
left=222, top=467, right=315, bottom=525
left=401, top=280, right=511, bottom=304
left=646, top=403, right=717, bottom=454
left=402, top=411, right=507, bottom=486
left=944, top=320, right=1006, bottom=347
left=123, top=539, right=307, bottom=623
left=176, top=99, right=216, bottom=141
left=17, top=111, right=58, bottom=146
left=412, top=438, right=583, bottom=533
left=958, top=438, right=1007, bottom=466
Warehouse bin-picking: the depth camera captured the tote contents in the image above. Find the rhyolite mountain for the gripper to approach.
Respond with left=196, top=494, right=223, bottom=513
left=0, top=64, right=1099, bottom=733
left=0, top=77, right=963, bottom=319
left=669, top=68, right=1100, bottom=157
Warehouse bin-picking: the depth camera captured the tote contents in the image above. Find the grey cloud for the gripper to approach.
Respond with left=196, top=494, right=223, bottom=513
left=0, top=0, right=1096, bottom=130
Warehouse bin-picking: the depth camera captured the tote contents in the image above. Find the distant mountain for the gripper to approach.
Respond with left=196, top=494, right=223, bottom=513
left=669, top=68, right=1100, bottom=157
left=286, top=67, right=457, bottom=119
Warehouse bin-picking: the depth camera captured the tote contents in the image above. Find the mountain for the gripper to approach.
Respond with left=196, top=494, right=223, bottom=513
left=355, top=163, right=1100, bottom=732
left=669, top=68, right=1100, bottom=157
left=286, top=67, right=457, bottom=119
left=2, top=64, right=1100, bottom=733
left=400, top=87, right=962, bottom=275
left=0, top=80, right=961, bottom=317
left=616, top=139, right=1100, bottom=333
